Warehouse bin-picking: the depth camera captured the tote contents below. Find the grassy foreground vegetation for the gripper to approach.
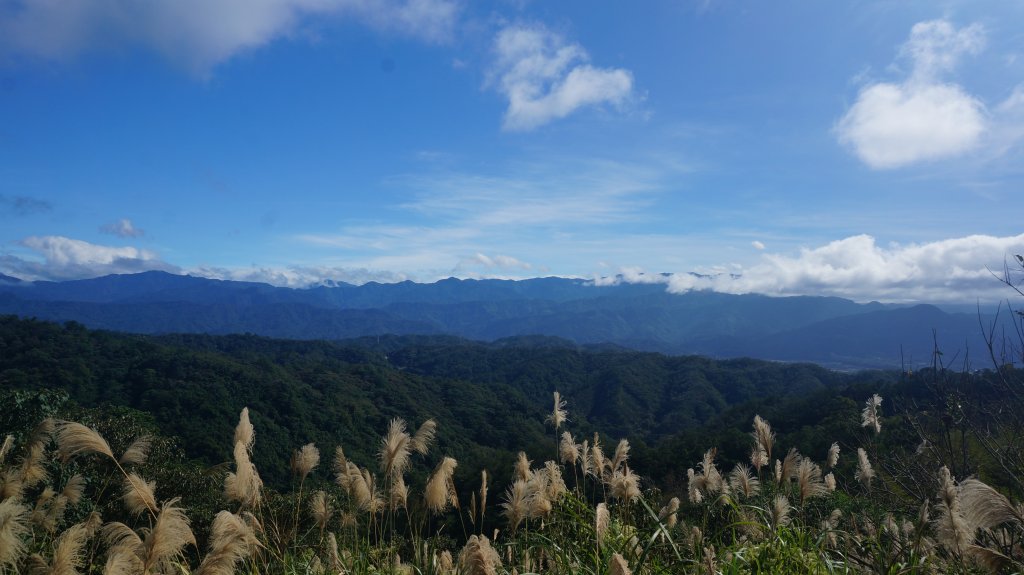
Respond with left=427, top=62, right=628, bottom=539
left=3, top=382, right=1024, bottom=574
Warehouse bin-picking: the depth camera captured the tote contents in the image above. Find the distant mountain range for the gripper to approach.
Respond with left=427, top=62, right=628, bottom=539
left=0, top=270, right=1006, bottom=370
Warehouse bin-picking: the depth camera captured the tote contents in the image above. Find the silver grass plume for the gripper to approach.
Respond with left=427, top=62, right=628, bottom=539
left=728, top=463, right=760, bottom=499
left=54, top=421, right=113, bottom=463
left=595, top=502, right=610, bottom=547
left=575, top=440, right=589, bottom=479
left=514, top=452, right=531, bottom=483
left=479, top=469, right=488, bottom=522
left=121, top=473, right=157, bottom=517
left=410, top=419, right=438, bottom=456
left=861, top=394, right=882, bottom=434
left=20, top=443, right=49, bottom=490
left=934, top=466, right=970, bottom=554
left=380, top=418, right=412, bottom=480
left=0, top=469, right=23, bottom=501
left=61, top=474, right=86, bottom=506
left=658, top=497, right=680, bottom=529
left=142, top=498, right=196, bottom=573
left=0, top=436, right=13, bottom=465
left=46, top=522, right=90, bottom=575
left=610, top=467, right=641, bottom=503
left=687, top=468, right=704, bottom=504
left=778, top=448, right=800, bottom=486
left=390, top=476, right=409, bottom=512
left=698, top=449, right=723, bottom=494
left=425, top=457, right=458, bottom=515
left=291, top=443, right=320, bottom=481
left=501, top=480, right=529, bottom=531
left=310, top=490, right=333, bottom=530
left=591, top=435, right=606, bottom=481
left=771, top=495, right=792, bottom=530
left=437, top=549, right=454, bottom=574
left=327, top=532, right=343, bottom=574
left=958, top=478, right=1024, bottom=533
left=0, top=499, right=30, bottom=569
left=542, top=461, right=566, bottom=500
left=609, top=552, right=632, bottom=575
left=224, top=440, right=263, bottom=508
left=752, top=415, right=775, bottom=463
left=750, top=445, right=768, bottom=472
left=855, top=448, right=874, bottom=491
left=824, top=472, right=836, bottom=492
left=234, top=407, right=254, bottom=452
left=194, top=511, right=260, bottom=575
left=559, top=432, right=579, bottom=466
left=611, top=439, right=630, bottom=474
left=545, top=391, right=568, bottom=430
left=458, top=535, right=501, bottom=575
left=795, top=457, right=828, bottom=504
left=826, top=442, right=840, bottom=468
left=119, top=435, right=153, bottom=467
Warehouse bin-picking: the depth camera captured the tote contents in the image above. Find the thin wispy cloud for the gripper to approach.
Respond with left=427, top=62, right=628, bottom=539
left=100, top=218, right=145, bottom=238
left=0, top=194, right=51, bottom=216
left=0, top=0, right=460, bottom=75
left=489, top=23, right=635, bottom=131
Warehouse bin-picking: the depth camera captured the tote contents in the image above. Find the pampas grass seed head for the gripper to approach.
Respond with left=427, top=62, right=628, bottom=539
left=119, top=435, right=153, bottom=467
left=545, top=391, right=567, bottom=430
left=411, top=419, right=438, bottom=456
left=55, top=421, right=113, bottom=463
left=855, top=448, right=874, bottom=491
left=458, top=535, right=501, bottom=575
left=291, top=443, right=320, bottom=481
left=0, top=499, right=30, bottom=569
left=380, top=418, right=412, bottom=480
left=608, top=552, right=632, bottom=575
left=861, top=394, right=882, bottom=434
left=425, top=457, right=457, bottom=515
left=234, top=408, right=254, bottom=452
left=827, top=442, right=840, bottom=468
left=122, top=473, right=157, bottom=517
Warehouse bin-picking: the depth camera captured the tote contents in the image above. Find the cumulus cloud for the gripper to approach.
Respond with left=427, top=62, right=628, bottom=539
left=100, top=218, right=145, bottom=238
left=490, top=23, right=634, bottom=130
left=600, top=234, right=1024, bottom=303
left=751, top=240, right=765, bottom=250
left=836, top=20, right=989, bottom=169
left=0, top=194, right=51, bottom=216
left=2, top=235, right=177, bottom=281
left=0, top=0, right=459, bottom=74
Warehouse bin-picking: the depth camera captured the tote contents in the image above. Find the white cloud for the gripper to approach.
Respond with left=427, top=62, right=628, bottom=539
left=100, top=218, right=145, bottom=238
left=457, top=252, right=531, bottom=271
left=836, top=20, right=989, bottom=169
left=751, top=240, right=765, bottom=250
left=0, top=0, right=459, bottom=74
left=490, top=23, right=634, bottom=130
left=189, top=264, right=409, bottom=287
left=616, top=233, right=1024, bottom=303
left=1, top=235, right=177, bottom=281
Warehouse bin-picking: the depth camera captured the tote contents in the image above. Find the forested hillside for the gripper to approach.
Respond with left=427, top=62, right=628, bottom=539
left=0, top=315, right=896, bottom=487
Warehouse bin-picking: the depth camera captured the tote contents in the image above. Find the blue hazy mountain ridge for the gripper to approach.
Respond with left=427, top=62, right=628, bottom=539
left=0, top=270, right=995, bottom=369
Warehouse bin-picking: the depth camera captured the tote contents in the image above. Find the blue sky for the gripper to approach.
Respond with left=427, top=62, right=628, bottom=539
left=1, top=0, right=1023, bottom=302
